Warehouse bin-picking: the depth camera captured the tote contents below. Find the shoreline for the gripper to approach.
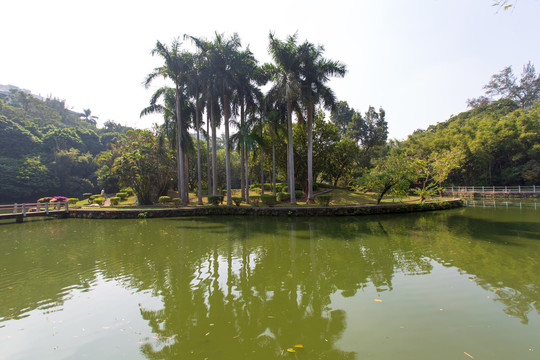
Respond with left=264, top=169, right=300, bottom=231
left=67, top=199, right=463, bottom=219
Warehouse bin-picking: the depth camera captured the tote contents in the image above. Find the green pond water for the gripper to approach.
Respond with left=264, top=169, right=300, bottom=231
left=0, top=207, right=539, bottom=360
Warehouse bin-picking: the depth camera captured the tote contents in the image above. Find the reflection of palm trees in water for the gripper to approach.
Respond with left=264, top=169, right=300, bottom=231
left=138, top=219, right=361, bottom=359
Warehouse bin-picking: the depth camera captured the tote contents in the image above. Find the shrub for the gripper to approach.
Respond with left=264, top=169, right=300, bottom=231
left=37, top=197, right=54, bottom=203
left=249, top=183, right=261, bottom=191
left=263, top=183, right=273, bottom=191
left=231, top=197, right=243, bottom=206
left=121, top=187, right=135, bottom=196
left=93, top=197, right=105, bottom=206
left=158, top=196, right=172, bottom=203
left=315, top=194, right=332, bottom=206
left=295, top=190, right=304, bottom=200
left=261, top=194, right=277, bottom=207
left=82, top=193, right=92, bottom=199
left=277, top=192, right=290, bottom=202
left=110, top=197, right=120, bottom=206
left=208, top=195, right=223, bottom=206
left=276, top=183, right=288, bottom=193
left=116, top=192, right=128, bottom=200
left=137, top=212, right=148, bottom=219
left=67, top=198, right=79, bottom=205
left=173, top=198, right=181, bottom=207
left=249, top=196, right=261, bottom=207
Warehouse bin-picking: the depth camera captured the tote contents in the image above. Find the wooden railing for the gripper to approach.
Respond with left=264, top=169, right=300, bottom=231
left=0, top=201, right=69, bottom=222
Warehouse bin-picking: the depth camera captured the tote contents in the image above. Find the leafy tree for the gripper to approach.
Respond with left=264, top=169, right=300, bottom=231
left=112, top=130, right=175, bottom=205
left=360, top=153, right=418, bottom=204
left=470, top=62, right=540, bottom=109
left=324, top=139, right=360, bottom=188
left=0, top=115, right=42, bottom=157
left=330, top=101, right=355, bottom=137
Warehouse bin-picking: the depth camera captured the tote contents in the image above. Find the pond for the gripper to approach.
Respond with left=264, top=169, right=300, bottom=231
left=0, top=207, right=539, bottom=359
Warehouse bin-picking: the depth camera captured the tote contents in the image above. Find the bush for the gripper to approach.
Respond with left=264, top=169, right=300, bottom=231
left=249, top=183, right=261, bottom=191
left=116, top=192, right=128, bottom=200
left=249, top=196, right=261, bottom=207
left=67, top=198, right=79, bottom=205
left=82, top=193, right=92, bottom=199
left=173, top=198, right=181, bottom=207
left=276, top=183, right=288, bottom=193
left=277, top=192, right=290, bottom=202
left=121, top=187, right=135, bottom=196
left=263, top=183, right=273, bottom=191
left=208, top=195, right=224, bottom=206
left=231, top=197, right=243, bottom=206
left=261, top=194, right=277, bottom=207
left=158, top=196, right=172, bottom=203
left=315, top=194, right=332, bottom=206
left=93, top=197, right=105, bottom=206
left=295, top=190, right=304, bottom=200
left=110, top=197, right=120, bottom=206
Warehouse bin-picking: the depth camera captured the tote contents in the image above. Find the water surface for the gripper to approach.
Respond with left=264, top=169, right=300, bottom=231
left=1, top=207, right=539, bottom=359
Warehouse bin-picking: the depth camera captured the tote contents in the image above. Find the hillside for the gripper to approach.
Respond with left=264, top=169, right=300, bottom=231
left=399, top=99, right=540, bottom=185
left=0, top=88, right=132, bottom=203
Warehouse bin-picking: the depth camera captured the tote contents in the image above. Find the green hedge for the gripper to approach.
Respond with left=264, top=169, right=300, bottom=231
left=231, top=197, right=243, bottom=206
left=277, top=192, right=290, bottom=202
left=120, top=187, right=135, bottom=196
left=67, top=198, right=79, bottom=205
left=208, top=195, right=224, bottom=206
left=261, top=194, right=277, bottom=207
left=315, top=194, right=332, bottom=207
left=110, top=197, right=120, bottom=206
left=158, top=196, right=172, bottom=203
left=116, top=192, right=128, bottom=200
left=93, top=197, right=105, bottom=206
left=249, top=196, right=261, bottom=207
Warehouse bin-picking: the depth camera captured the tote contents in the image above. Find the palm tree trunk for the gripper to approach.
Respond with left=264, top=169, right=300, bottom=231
left=245, top=142, right=250, bottom=201
left=223, top=94, right=232, bottom=205
left=211, top=100, right=218, bottom=196
left=287, top=97, right=296, bottom=204
left=206, top=107, right=212, bottom=197
left=240, top=145, right=245, bottom=201
left=196, top=99, right=203, bottom=205
left=272, top=144, right=276, bottom=195
left=306, top=103, right=314, bottom=204
left=260, top=147, right=264, bottom=195
left=184, top=153, right=189, bottom=202
left=175, top=85, right=185, bottom=205
left=240, top=103, right=245, bottom=201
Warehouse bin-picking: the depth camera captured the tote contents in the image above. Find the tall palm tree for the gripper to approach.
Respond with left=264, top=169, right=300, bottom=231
left=267, top=33, right=303, bottom=204
left=140, top=86, right=195, bottom=199
left=144, top=39, right=193, bottom=205
left=300, top=42, right=346, bottom=203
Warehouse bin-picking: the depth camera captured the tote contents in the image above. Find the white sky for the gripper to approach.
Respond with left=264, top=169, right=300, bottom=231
left=2, top=0, right=539, bottom=140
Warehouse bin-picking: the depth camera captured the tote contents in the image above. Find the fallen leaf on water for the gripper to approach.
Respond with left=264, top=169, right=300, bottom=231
left=286, top=348, right=296, bottom=353
left=374, top=299, right=383, bottom=303
left=267, top=316, right=275, bottom=319
left=8, top=286, right=14, bottom=290
left=464, top=351, right=474, bottom=359
left=205, top=332, right=210, bottom=336
left=529, top=349, right=534, bottom=352
left=102, top=326, right=110, bottom=329
left=294, top=344, right=304, bottom=348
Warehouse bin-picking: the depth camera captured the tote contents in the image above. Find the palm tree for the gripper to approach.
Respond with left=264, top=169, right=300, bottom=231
left=300, top=42, right=346, bottom=203
left=81, top=109, right=98, bottom=126
left=140, top=86, right=195, bottom=199
left=144, top=39, right=193, bottom=205
left=267, top=33, right=303, bottom=204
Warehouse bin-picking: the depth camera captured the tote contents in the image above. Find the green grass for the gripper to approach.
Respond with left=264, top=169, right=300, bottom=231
left=70, top=188, right=449, bottom=210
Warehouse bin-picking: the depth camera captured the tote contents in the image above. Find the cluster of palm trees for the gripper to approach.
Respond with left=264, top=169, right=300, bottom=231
left=142, top=32, right=346, bottom=206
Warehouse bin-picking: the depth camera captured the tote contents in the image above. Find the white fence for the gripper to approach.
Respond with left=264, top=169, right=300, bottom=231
left=444, top=186, right=538, bottom=193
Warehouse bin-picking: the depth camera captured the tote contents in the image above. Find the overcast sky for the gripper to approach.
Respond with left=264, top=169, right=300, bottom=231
left=2, top=0, right=539, bottom=139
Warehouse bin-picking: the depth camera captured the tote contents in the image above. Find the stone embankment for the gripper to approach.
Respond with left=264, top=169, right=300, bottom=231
left=69, top=199, right=463, bottom=219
